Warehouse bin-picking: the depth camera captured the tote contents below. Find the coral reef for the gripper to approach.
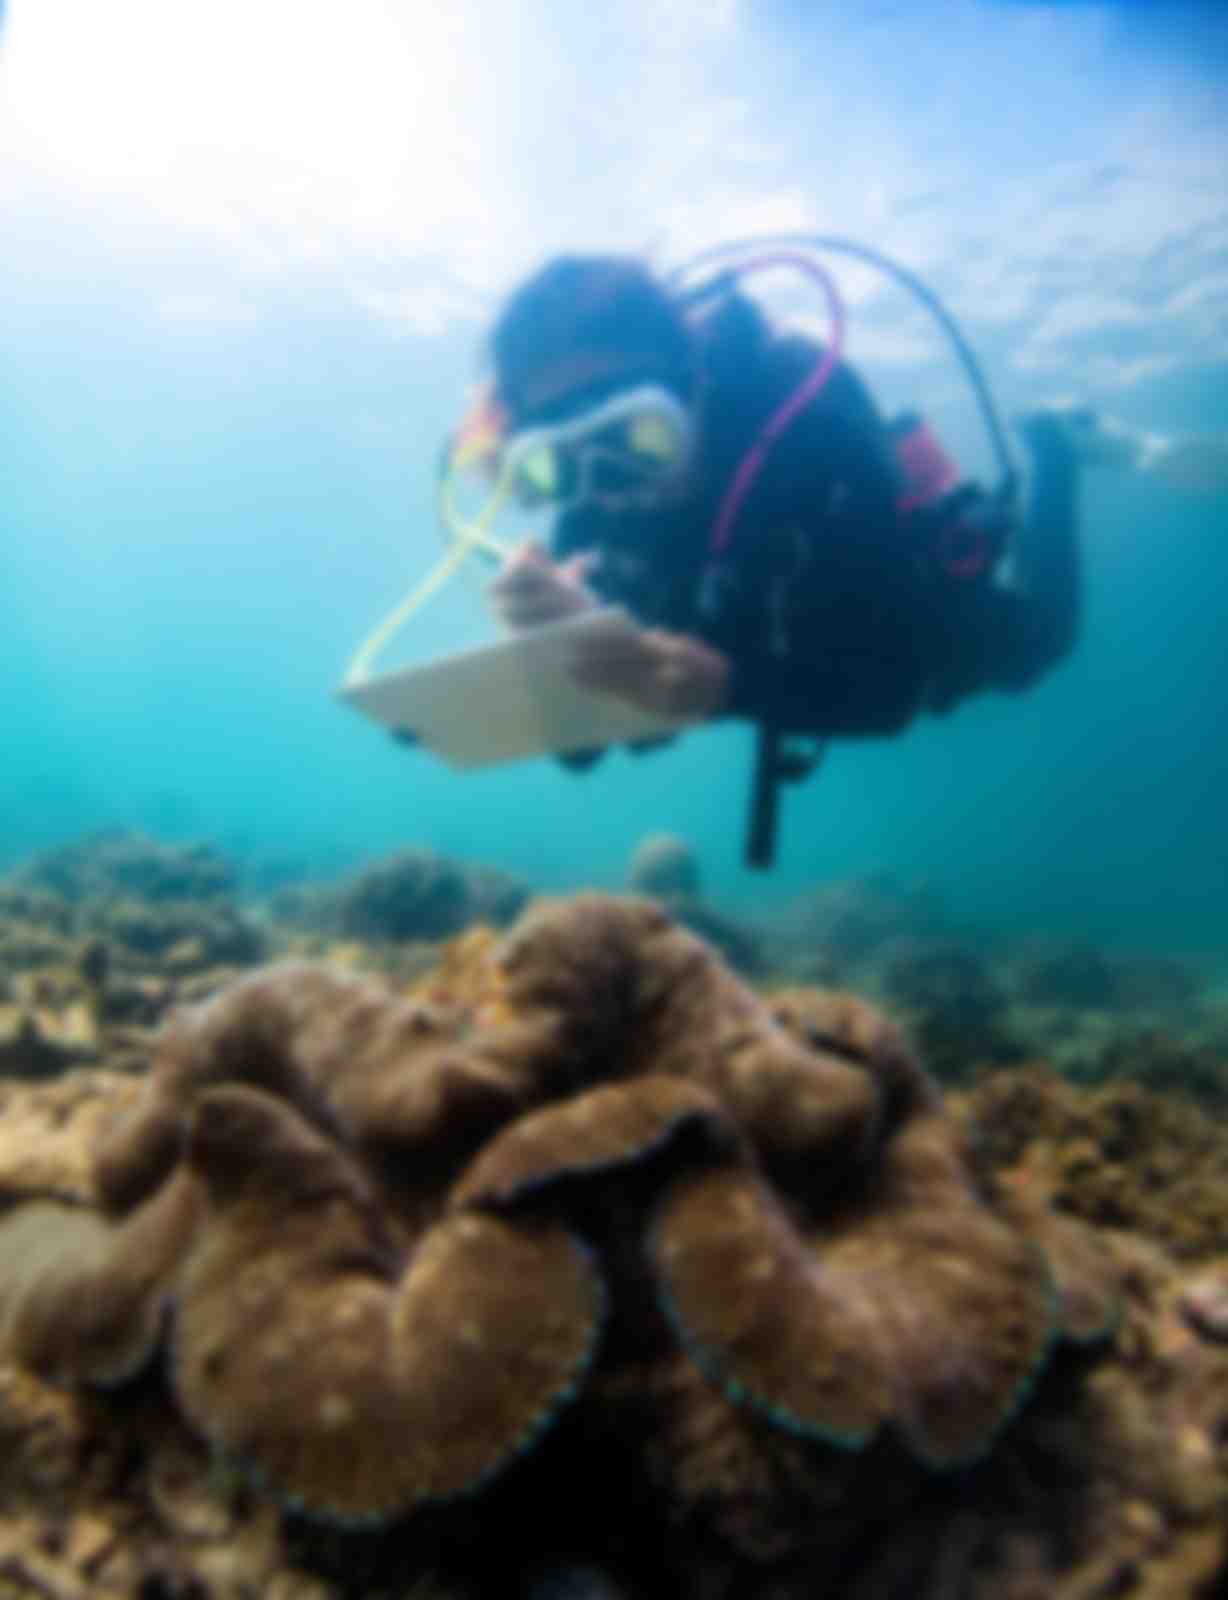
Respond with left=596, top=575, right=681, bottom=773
left=0, top=896, right=80, bottom=983
left=1010, top=940, right=1120, bottom=1009
left=959, top=1064, right=1228, bottom=1263
left=1008, top=941, right=1204, bottom=1016
left=1075, top=1029, right=1228, bottom=1106
left=0, top=885, right=75, bottom=937
left=0, top=948, right=116, bottom=1078
left=0, top=876, right=1226, bottom=1595
left=877, top=935, right=1022, bottom=1082
left=12, top=830, right=237, bottom=904
left=1107, top=954, right=1204, bottom=1014
left=627, top=833, right=701, bottom=900
left=769, top=873, right=946, bottom=982
left=0, top=896, right=1132, bottom=1597
left=75, top=896, right=264, bottom=972
left=0, top=1070, right=141, bottom=1202
left=763, top=885, right=1217, bottom=1091
left=623, top=836, right=762, bottom=976
left=0, top=835, right=265, bottom=1023
left=273, top=848, right=531, bottom=946
left=996, top=944, right=1222, bottom=1103
left=997, top=1007, right=1228, bottom=1113
left=0, top=987, right=100, bottom=1077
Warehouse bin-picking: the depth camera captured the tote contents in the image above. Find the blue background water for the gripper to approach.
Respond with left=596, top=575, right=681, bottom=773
left=2, top=0, right=1225, bottom=953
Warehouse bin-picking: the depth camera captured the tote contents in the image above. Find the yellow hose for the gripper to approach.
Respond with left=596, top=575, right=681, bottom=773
left=343, top=454, right=512, bottom=686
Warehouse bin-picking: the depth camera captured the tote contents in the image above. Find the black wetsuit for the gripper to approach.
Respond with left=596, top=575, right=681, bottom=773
left=552, top=291, right=1079, bottom=739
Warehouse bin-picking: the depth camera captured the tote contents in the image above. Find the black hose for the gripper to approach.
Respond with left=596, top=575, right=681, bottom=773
left=666, top=233, right=1018, bottom=505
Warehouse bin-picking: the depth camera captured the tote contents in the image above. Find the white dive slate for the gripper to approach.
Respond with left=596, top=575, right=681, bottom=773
left=338, top=608, right=699, bottom=769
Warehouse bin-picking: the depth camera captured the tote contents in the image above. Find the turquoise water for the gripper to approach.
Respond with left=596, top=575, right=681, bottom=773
left=2, top=0, right=1225, bottom=954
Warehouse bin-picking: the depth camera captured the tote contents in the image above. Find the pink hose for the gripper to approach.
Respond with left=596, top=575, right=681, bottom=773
left=706, top=252, right=846, bottom=557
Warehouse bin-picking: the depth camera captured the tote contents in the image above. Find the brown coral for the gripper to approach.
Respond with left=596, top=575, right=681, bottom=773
left=959, top=1064, right=1228, bottom=1262
left=0, top=896, right=1118, bottom=1549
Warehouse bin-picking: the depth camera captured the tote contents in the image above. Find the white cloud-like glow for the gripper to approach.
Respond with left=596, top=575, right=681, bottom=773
left=1030, top=295, right=1147, bottom=346
left=6, top=0, right=522, bottom=280
left=2, top=0, right=1226, bottom=400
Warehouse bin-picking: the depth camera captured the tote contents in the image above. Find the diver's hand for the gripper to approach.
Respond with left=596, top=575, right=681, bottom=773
left=569, top=626, right=731, bottom=719
left=490, top=540, right=598, bottom=630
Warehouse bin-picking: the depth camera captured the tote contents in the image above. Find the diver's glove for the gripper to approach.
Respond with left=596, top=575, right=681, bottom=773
left=490, top=541, right=600, bottom=630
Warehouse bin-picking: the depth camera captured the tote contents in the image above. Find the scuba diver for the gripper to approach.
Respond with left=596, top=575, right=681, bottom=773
left=483, top=254, right=1075, bottom=728
left=386, top=238, right=1225, bottom=866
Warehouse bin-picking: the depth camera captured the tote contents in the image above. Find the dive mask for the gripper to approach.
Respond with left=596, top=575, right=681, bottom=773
left=445, top=381, right=695, bottom=521
left=499, top=383, right=696, bottom=513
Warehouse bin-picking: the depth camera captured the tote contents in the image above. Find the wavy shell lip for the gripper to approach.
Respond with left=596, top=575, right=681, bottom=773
left=174, top=1086, right=606, bottom=1524
left=448, top=1076, right=736, bottom=1212
left=653, top=1165, right=890, bottom=1451
left=1, top=1169, right=199, bottom=1389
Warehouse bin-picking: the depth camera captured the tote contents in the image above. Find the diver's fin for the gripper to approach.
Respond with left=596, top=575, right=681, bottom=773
left=1138, top=432, right=1228, bottom=497
left=1018, top=406, right=1144, bottom=471
left=1019, top=405, right=1228, bottom=496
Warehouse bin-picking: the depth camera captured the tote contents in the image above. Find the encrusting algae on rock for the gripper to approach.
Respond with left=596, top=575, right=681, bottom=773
left=0, top=893, right=1222, bottom=1598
